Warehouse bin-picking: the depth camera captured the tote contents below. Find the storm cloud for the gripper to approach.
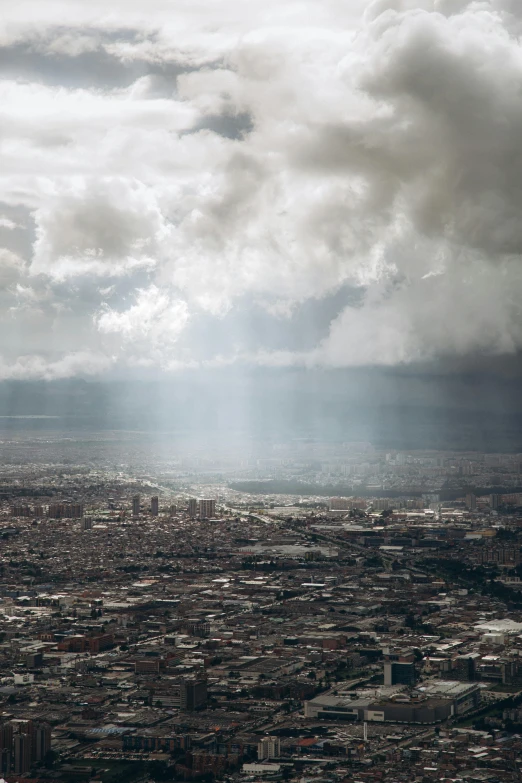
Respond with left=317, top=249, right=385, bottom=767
left=0, top=0, right=521, bottom=377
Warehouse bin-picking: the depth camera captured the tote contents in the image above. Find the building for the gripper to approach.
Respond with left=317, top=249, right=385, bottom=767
left=82, top=517, right=92, bottom=531
left=465, top=493, right=477, bottom=511
left=454, top=654, right=477, bottom=682
left=418, top=681, right=480, bottom=715
left=384, top=660, right=416, bottom=687
left=243, top=763, right=282, bottom=776
left=47, top=502, right=84, bottom=519
left=180, top=679, right=208, bottom=711
left=481, top=545, right=522, bottom=567
left=151, top=496, right=159, bottom=516
left=26, top=652, right=43, bottom=668
left=188, top=498, right=197, bottom=517
left=135, top=658, right=161, bottom=675
left=183, top=619, right=210, bottom=637
left=32, top=724, right=51, bottom=763
left=258, top=737, right=280, bottom=760
left=329, top=497, right=352, bottom=511
left=13, top=734, right=31, bottom=774
left=305, top=681, right=480, bottom=723
left=199, top=499, right=216, bottom=518
left=132, top=495, right=140, bottom=517
left=0, top=723, right=13, bottom=774
left=490, top=493, right=500, bottom=510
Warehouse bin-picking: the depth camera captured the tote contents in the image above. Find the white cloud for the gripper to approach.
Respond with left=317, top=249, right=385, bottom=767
left=0, top=0, right=522, bottom=373
left=31, top=179, right=169, bottom=280
left=0, top=250, right=25, bottom=288
left=0, top=216, right=20, bottom=230
left=0, top=351, right=113, bottom=380
left=95, top=285, right=190, bottom=362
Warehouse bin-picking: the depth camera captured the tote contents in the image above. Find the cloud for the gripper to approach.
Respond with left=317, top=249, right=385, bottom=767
left=1, top=0, right=522, bottom=374
left=0, top=216, right=20, bottom=230
left=0, top=351, right=112, bottom=380
left=31, top=180, right=169, bottom=279
left=0, top=249, right=25, bottom=288
left=95, top=284, right=190, bottom=350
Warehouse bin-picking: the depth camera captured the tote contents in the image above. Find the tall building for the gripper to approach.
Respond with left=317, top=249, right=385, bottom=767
left=465, top=493, right=477, bottom=511
left=384, top=660, right=416, bottom=687
left=257, top=736, right=280, bottom=760
left=199, top=499, right=216, bottom=519
left=13, top=734, right=31, bottom=774
left=47, top=502, right=84, bottom=519
left=490, top=493, right=500, bottom=510
left=132, top=495, right=140, bottom=517
left=151, top=496, right=159, bottom=516
left=180, top=680, right=207, bottom=711
left=31, top=724, right=51, bottom=763
left=481, top=546, right=522, bottom=566
left=47, top=503, right=65, bottom=519
left=82, top=517, right=92, bottom=531
left=187, top=498, right=197, bottom=517
left=0, top=723, right=13, bottom=774
left=454, top=654, right=477, bottom=682
left=329, top=497, right=352, bottom=511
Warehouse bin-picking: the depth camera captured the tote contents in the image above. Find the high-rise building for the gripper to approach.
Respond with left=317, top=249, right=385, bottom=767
left=180, top=680, right=207, bottom=711
left=47, top=503, right=84, bottom=519
left=384, top=660, right=416, bottom=687
left=490, top=494, right=500, bottom=510
left=82, top=517, right=92, bottom=531
left=329, top=497, right=352, bottom=511
left=0, top=719, right=50, bottom=773
left=13, top=734, right=31, bottom=774
left=31, top=724, right=51, bottom=763
left=132, top=495, right=140, bottom=517
left=466, top=493, right=477, bottom=511
left=151, top=496, right=159, bottom=516
left=169, top=504, right=177, bottom=515
left=187, top=498, right=197, bottom=517
left=199, top=499, right=216, bottom=519
left=454, top=654, right=477, bottom=682
left=257, top=736, right=280, bottom=760
left=0, top=723, right=13, bottom=774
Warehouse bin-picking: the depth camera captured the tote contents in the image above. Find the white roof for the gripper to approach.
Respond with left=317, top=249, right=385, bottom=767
left=474, top=619, right=522, bottom=634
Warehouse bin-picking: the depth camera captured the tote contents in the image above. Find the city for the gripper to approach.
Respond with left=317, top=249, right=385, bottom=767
left=0, top=435, right=520, bottom=780
left=2, top=0, right=522, bottom=779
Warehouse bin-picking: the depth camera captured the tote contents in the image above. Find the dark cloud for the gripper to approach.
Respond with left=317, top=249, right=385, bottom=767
left=189, top=112, right=254, bottom=140
left=0, top=39, right=192, bottom=91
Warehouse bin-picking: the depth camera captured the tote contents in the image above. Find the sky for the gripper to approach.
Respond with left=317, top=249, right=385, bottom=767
left=1, top=0, right=522, bottom=382
left=2, top=0, right=522, bottom=449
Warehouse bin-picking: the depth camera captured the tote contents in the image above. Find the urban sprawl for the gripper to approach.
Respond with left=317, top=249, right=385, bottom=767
left=0, top=438, right=521, bottom=782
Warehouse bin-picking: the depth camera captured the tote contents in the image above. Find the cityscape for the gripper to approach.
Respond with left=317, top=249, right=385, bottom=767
left=0, top=433, right=519, bottom=780
left=2, top=0, right=522, bottom=779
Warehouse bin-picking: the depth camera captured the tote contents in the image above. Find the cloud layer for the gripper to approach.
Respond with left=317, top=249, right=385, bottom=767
left=0, top=0, right=522, bottom=377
